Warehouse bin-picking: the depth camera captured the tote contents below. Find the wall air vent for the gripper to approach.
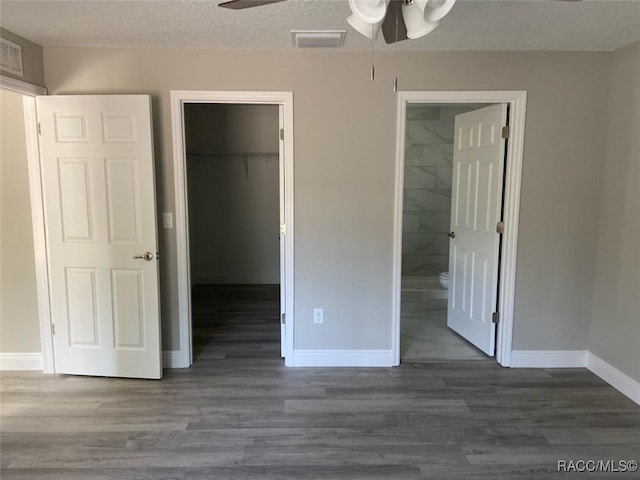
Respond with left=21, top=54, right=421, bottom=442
left=0, top=38, right=24, bottom=77
left=290, top=30, right=347, bottom=49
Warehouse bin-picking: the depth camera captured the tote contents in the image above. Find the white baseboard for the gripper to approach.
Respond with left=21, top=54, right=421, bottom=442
left=3, top=350, right=634, bottom=406
left=191, top=274, right=280, bottom=285
left=292, top=349, right=395, bottom=367
left=162, top=350, right=189, bottom=369
left=587, top=353, right=640, bottom=406
left=510, top=350, right=588, bottom=368
left=0, top=352, right=43, bottom=370
left=0, top=351, right=192, bottom=371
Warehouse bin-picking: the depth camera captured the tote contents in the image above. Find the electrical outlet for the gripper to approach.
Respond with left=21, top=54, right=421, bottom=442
left=313, top=308, right=323, bottom=324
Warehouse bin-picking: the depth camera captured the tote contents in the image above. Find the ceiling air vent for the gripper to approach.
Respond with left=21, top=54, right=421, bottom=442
left=1, top=38, right=24, bottom=77
left=290, top=30, right=347, bottom=49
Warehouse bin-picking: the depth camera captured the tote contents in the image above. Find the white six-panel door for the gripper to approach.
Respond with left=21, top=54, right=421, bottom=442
left=37, top=95, right=162, bottom=379
left=447, top=104, right=508, bottom=356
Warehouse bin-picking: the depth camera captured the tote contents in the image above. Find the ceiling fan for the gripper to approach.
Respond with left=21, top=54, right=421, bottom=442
left=218, top=0, right=458, bottom=44
left=219, top=0, right=582, bottom=45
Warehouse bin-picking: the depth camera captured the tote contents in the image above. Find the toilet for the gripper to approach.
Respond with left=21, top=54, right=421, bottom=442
left=438, top=271, right=449, bottom=290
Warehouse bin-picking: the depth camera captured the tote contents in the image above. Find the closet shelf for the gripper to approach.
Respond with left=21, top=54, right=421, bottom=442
left=186, top=152, right=278, bottom=159
left=186, top=152, right=278, bottom=179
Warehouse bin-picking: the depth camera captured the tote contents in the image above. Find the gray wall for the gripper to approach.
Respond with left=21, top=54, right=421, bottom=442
left=588, top=41, right=640, bottom=383
left=0, top=89, right=41, bottom=353
left=402, top=105, right=473, bottom=278
left=0, top=28, right=45, bottom=86
left=40, top=48, right=612, bottom=353
left=185, top=104, right=280, bottom=285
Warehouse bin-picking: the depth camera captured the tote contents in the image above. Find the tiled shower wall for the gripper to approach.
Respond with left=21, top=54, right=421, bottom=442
left=402, top=106, right=473, bottom=277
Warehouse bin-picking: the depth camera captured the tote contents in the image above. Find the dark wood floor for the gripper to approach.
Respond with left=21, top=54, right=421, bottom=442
left=192, top=284, right=282, bottom=362
left=1, top=285, right=639, bottom=479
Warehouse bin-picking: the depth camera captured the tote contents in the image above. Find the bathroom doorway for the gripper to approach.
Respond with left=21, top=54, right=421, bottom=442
left=392, top=91, right=527, bottom=367
left=400, top=104, right=487, bottom=361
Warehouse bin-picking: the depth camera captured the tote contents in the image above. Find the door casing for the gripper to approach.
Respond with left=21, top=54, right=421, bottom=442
left=392, top=91, right=527, bottom=367
left=170, top=91, right=295, bottom=368
left=1, top=76, right=55, bottom=373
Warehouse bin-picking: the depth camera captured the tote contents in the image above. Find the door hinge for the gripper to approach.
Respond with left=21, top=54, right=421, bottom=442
left=37, top=122, right=42, bottom=135
left=501, top=125, right=509, bottom=139
left=52, top=324, right=56, bottom=335
left=280, top=223, right=286, bottom=236
left=279, top=128, right=284, bottom=141
left=281, top=313, right=286, bottom=325
left=496, top=221, right=504, bottom=234
left=492, top=312, right=500, bottom=324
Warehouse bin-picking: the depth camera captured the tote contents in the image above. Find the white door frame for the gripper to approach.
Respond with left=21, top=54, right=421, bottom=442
left=170, top=91, right=295, bottom=368
left=1, top=76, right=55, bottom=373
left=392, top=90, right=527, bottom=367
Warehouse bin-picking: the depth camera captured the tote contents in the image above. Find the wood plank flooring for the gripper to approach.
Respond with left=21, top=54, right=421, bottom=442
left=1, top=285, right=639, bottom=479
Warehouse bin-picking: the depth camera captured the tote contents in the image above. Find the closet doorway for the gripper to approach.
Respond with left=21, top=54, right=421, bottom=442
left=171, top=91, right=295, bottom=368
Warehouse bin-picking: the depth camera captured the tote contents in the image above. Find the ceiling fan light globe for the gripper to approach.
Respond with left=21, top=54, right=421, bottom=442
left=403, top=2, right=440, bottom=39
left=423, top=0, right=456, bottom=23
left=348, top=0, right=389, bottom=24
left=347, top=13, right=382, bottom=39
left=412, top=0, right=430, bottom=15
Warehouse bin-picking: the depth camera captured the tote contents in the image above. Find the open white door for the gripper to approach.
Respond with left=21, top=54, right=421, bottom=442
left=37, top=95, right=162, bottom=379
left=278, top=105, right=286, bottom=357
left=447, top=104, right=507, bottom=356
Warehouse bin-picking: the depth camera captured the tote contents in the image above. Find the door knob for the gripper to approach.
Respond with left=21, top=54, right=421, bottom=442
left=448, top=231, right=456, bottom=239
left=133, top=251, right=154, bottom=261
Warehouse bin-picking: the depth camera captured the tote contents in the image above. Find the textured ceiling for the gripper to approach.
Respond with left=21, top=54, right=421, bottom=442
left=1, top=0, right=639, bottom=52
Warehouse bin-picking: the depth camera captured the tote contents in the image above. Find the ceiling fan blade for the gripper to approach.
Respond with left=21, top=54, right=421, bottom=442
left=382, top=0, right=409, bottom=44
left=219, top=0, right=287, bottom=10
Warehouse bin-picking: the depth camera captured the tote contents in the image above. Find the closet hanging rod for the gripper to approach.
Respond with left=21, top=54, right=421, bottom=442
left=186, top=152, right=278, bottom=159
